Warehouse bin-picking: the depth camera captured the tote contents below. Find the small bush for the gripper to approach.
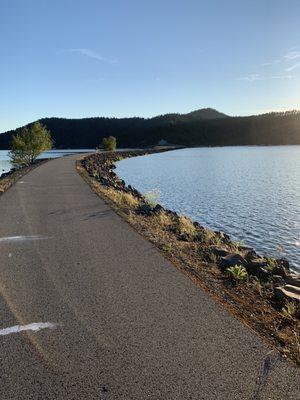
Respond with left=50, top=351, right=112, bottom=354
left=175, top=216, right=197, bottom=239
left=144, top=189, right=160, bottom=207
left=10, top=122, right=53, bottom=167
left=227, top=265, right=248, bottom=281
left=102, top=136, right=117, bottom=151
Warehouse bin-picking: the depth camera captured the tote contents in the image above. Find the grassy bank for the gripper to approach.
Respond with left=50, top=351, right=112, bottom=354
left=77, top=150, right=300, bottom=365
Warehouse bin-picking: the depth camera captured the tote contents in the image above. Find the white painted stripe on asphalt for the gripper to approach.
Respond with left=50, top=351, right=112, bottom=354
left=0, top=236, right=48, bottom=243
left=0, top=322, right=60, bottom=336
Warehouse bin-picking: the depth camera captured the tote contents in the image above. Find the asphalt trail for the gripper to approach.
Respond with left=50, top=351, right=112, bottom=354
left=0, top=155, right=299, bottom=399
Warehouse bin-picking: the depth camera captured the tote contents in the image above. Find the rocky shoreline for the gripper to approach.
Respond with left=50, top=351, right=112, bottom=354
left=78, top=149, right=300, bottom=364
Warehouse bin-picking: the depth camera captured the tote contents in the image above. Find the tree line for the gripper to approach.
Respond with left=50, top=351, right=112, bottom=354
left=9, top=122, right=116, bottom=167
left=1, top=109, right=299, bottom=150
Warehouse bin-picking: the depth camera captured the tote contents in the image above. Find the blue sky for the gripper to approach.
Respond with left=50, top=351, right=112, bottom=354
left=0, top=0, right=300, bottom=132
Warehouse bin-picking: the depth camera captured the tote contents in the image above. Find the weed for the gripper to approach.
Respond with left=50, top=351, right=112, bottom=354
left=162, top=243, right=172, bottom=252
left=212, top=234, right=222, bottom=246
left=202, top=230, right=213, bottom=246
left=251, top=277, right=263, bottom=296
left=209, top=252, right=218, bottom=264
left=266, top=258, right=276, bottom=271
left=227, top=265, right=248, bottom=281
left=281, top=302, right=298, bottom=321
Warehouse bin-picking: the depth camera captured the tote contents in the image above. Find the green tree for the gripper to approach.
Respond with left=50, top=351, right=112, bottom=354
left=10, top=122, right=53, bottom=167
left=102, top=136, right=117, bottom=151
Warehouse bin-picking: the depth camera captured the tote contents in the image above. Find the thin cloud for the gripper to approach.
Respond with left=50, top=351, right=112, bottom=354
left=261, top=59, right=282, bottom=67
left=262, top=49, right=300, bottom=67
left=286, top=62, right=300, bottom=72
left=283, top=50, right=300, bottom=60
left=65, top=48, right=117, bottom=63
left=270, top=74, right=293, bottom=80
left=237, top=74, right=261, bottom=82
left=237, top=74, right=292, bottom=81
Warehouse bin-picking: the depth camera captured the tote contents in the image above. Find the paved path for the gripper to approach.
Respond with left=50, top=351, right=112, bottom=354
left=0, top=155, right=299, bottom=399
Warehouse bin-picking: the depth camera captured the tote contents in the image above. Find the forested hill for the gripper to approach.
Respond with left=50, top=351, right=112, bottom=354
left=0, top=108, right=299, bottom=149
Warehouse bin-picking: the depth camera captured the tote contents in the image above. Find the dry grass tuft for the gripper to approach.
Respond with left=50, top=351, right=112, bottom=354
left=108, top=190, right=140, bottom=210
left=281, top=301, right=299, bottom=321
left=251, top=277, right=263, bottom=296
left=152, top=211, right=173, bottom=229
left=175, top=215, right=197, bottom=239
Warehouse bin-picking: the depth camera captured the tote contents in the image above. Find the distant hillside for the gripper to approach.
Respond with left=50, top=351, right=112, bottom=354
left=0, top=108, right=299, bottom=149
left=185, top=108, right=228, bottom=120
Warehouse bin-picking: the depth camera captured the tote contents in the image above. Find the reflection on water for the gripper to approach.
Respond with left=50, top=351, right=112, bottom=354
left=116, top=146, right=300, bottom=272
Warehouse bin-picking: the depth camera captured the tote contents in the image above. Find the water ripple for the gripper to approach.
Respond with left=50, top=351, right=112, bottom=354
left=116, top=146, right=300, bottom=272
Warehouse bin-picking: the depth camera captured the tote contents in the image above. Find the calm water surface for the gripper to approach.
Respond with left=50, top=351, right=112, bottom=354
left=116, top=146, right=300, bottom=272
left=0, top=149, right=93, bottom=176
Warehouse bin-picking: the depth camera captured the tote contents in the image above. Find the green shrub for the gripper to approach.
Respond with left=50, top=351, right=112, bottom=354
left=144, top=189, right=160, bottom=207
left=102, top=136, right=117, bottom=151
left=10, top=122, right=52, bottom=167
left=227, top=265, right=248, bottom=281
left=212, top=234, right=222, bottom=246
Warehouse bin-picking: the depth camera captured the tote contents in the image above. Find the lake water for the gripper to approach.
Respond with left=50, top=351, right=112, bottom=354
left=116, top=146, right=300, bottom=272
left=0, top=149, right=94, bottom=177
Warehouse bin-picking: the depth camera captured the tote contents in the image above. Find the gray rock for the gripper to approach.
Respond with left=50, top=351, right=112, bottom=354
left=246, top=258, right=267, bottom=274
left=272, top=275, right=286, bottom=287
left=137, top=203, right=153, bottom=215
left=274, top=285, right=300, bottom=302
left=238, top=245, right=254, bottom=252
left=219, top=253, right=247, bottom=270
left=285, top=273, right=300, bottom=288
left=244, top=249, right=258, bottom=262
left=210, top=246, right=230, bottom=257
left=276, top=258, right=290, bottom=271
left=153, top=204, right=164, bottom=214
left=272, top=264, right=288, bottom=278
left=257, top=267, right=272, bottom=281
